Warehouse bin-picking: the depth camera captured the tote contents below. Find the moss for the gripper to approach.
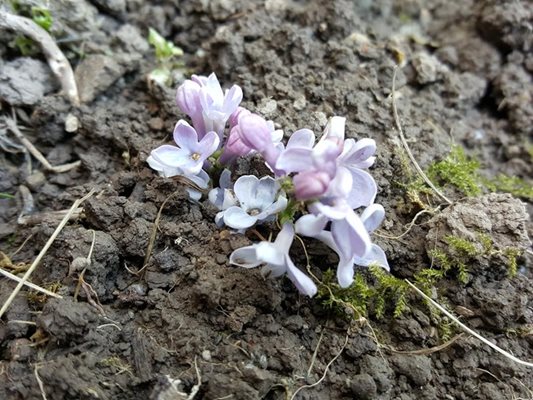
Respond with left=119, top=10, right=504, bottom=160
left=483, top=175, right=533, bottom=200
left=427, top=145, right=482, bottom=196
left=317, top=265, right=409, bottom=320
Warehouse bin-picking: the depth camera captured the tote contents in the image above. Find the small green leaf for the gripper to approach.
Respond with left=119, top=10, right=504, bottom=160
left=31, top=7, right=53, bottom=32
left=148, top=28, right=183, bottom=60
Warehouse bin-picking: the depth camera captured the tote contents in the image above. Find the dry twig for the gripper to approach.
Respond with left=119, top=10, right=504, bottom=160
left=0, top=10, right=79, bottom=105
left=0, top=188, right=95, bottom=318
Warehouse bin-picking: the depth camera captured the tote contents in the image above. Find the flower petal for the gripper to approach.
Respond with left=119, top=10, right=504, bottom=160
left=331, top=212, right=371, bottom=260
left=146, top=155, right=181, bottom=178
left=173, top=120, right=199, bottom=151
left=233, top=175, right=259, bottom=204
left=258, top=194, right=288, bottom=221
left=295, top=214, right=328, bottom=237
left=253, top=176, right=278, bottom=207
left=337, top=256, right=355, bottom=288
left=256, top=241, right=284, bottom=265
left=223, top=206, right=257, bottom=229
left=230, top=246, right=261, bottom=268
left=273, top=222, right=294, bottom=255
left=151, top=145, right=190, bottom=167
left=343, top=138, right=376, bottom=166
left=287, top=129, right=315, bottom=149
left=198, top=130, right=221, bottom=157
left=276, top=147, right=313, bottom=173
left=360, top=204, right=385, bottom=233
left=223, top=85, right=243, bottom=115
left=346, top=168, right=377, bottom=209
left=285, top=256, right=317, bottom=297
left=354, top=244, right=389, bottom=271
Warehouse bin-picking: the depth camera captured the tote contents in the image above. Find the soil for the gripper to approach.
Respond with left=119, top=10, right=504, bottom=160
left=0, top=1, right=532, bottom=399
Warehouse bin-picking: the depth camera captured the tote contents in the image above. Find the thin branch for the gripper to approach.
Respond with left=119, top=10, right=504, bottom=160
left=391, top=66, right=452, bottom=205
left=0, top=10, right=79, bottom=105
left=0, top=188, right=95, bottom=318
left=406, top=280, right=533, bottom=368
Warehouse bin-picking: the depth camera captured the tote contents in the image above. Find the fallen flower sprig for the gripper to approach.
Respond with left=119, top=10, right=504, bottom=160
left=147, top=73, right=389, bottom=296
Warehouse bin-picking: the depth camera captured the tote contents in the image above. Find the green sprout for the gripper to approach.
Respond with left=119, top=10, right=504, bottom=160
left=31, top=7, right=53, bottom=32
left=147, top=28, right=184, bottom=86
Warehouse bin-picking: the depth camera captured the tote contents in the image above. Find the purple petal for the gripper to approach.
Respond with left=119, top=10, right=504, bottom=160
left=146, top=155, right=181, bottom=178
left=276, top=148, right=313, bottom=173
left=223, top=85, right=243, bottom=115
left=273, top=222, right=294, bottom=255
left=173, top=120, right=199, bottom=151
left=285, top=256, right=317, bottom=297
left=287, top=129, right=315, bottom=149
left=354, top=244, right=389, bottom=271
left=319, top=116, right=345, bottom=151
left=258, top=195, right=288, bottom=221
left=342, top=138, right=376, bottom=167
left=346, top=169, right=377, bottom=209
left=332, top=212, right=371, bottom=260
left=223, top=206, right=257, bottom=229
left=360, top=204, right=385, bottom=233
left=151, top=145, right=190, bottom=167
left=198, top=131, right=220, bottom=157
left=176, top=80, right=202, bottom=116
left=234, top=175, right=259, bottom=204
left=230, top=246, right=261, bottom=268
left=255, top=176, right=278, bottom=206
left=337, top=256, right=355, bottom=288
left=295, top=214, right=328, bottom=237
left=256, top=242, right=284, bottom=265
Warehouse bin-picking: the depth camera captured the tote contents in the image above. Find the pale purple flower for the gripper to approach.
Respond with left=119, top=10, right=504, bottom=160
left=353, top=204, right=389, bottom=271
left=295, top=203, right=389, bottom=288
left=176, top=73, right=243, bottom=140
left=338, top=138, right=377, bottom=209
left=230, top=223, right=317, bottom=297
left=318, top=116, right=346, bottom=152
left=220, top=175, right=287, bottom=230
left=147, top=155, right=210, bottom=201
left=149, top=120, right=219, bottom=176
left=292, top=170, right=331, bottom=200
left=237, top=114, right=283, bottom=174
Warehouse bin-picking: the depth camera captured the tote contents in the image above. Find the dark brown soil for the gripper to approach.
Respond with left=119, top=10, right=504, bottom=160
left=0, top=1, right=532, bottom=399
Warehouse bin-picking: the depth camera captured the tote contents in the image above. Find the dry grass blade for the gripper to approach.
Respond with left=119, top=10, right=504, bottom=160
left=391, top=66, right=452, bottom=205
left=0, top=267, right=62, bottom=299
left=34, top=366, right=48, bottom=400
left=142, top=190, right=181, bottom=272
left=0, top=188, right=95, bottom=318
left=406, top=280, right=533, bottom=367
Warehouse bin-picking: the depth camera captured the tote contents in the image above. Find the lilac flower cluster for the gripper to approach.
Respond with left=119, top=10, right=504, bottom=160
left=148, top=73, right=388, bottom=297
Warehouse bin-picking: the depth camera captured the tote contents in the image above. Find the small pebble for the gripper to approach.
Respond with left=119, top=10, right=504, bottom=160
left=202, top=350, right=212, bottom=361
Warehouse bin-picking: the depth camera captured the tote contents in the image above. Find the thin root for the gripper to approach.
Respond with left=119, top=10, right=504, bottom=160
left=34, top=367, right=48, bottom=400
left=0, top=10, right=79, bottom=105
left=289, top=333, right=349, bottom=400
left=5, top=116, right=81, bottom=174
left=406, top=280, right=533, bottom=367
left=391, top=67, right=452, bottom=205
